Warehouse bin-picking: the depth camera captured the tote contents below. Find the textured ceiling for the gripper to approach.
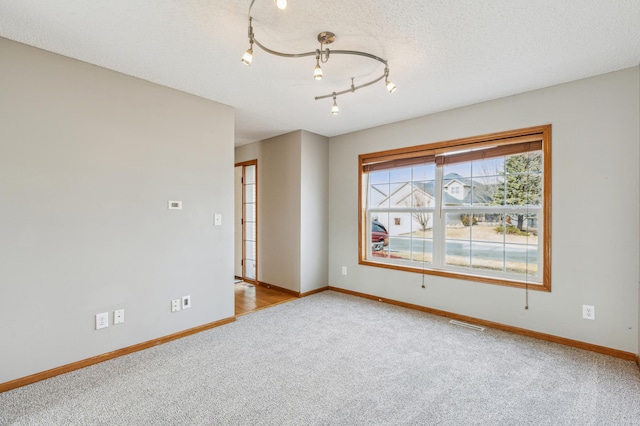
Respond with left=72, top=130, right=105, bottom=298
left=1, top=0, right=639, bottom=145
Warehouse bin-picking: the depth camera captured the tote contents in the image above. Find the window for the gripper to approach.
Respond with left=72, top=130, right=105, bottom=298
left=359, top=125, right=551, bottom=290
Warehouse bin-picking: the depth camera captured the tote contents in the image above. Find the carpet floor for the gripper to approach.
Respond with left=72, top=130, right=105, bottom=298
left=1, top=291, right=639, bottom=425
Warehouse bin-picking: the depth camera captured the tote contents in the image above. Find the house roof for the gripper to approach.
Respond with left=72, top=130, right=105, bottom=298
left=414, top=173, right=495, bottom=205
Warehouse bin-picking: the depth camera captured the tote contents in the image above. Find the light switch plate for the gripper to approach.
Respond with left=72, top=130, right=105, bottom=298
left=214, top=213, right=222, bottom=226
left=168, top=200, right=182, bottom=210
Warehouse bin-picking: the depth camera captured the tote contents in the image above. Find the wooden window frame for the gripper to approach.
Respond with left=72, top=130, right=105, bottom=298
left=358, top=125, right=552, bottom=291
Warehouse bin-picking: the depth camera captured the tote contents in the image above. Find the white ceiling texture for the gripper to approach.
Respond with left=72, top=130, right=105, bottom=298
left=1, top=0, right=639, bottom=145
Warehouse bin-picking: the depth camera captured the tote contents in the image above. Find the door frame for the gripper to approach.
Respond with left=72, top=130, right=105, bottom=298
left=235, top=160, right=258, bottom=285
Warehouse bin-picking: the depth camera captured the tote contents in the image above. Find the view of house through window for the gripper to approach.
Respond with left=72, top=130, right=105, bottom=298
left=359, top=125, right=551, bottom=290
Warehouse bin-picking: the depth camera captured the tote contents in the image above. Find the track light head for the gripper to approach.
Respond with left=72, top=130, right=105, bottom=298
left=331, top=94, right=339, bottom=115
left=386, top=79, right=397, bottom=93
left=314, top=56, right=323, bottom=80
left=241, top=47, right=253, bottom=65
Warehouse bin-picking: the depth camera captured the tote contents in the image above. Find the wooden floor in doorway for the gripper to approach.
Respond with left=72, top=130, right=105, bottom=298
left=234, top=282, right=297, bottom=316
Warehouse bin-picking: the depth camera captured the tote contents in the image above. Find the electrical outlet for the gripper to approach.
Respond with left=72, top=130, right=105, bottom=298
left=342, top=266, right=347, bottom=275
left=182, top=295, right=191, bottom=309
left=114, top=309, right=124, bottom=325
left=96, top=312, right=109, bottom=330
left=171, top=299, right=181, bottom=312
left=582, top=304, right=595, bottom=320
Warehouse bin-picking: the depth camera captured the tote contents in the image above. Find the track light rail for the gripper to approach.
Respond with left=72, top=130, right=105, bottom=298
left=243, top=0, right=396, bottom=113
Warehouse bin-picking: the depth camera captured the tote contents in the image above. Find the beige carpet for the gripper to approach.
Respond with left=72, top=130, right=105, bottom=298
left=1, top=291, right=639, bottom=425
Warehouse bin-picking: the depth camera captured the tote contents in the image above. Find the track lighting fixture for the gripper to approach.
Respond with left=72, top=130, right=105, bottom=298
left=314, top=55, right=323, bottom=80
left=384, top=68, right=396, bottom=93
left=243, top=0, right=396, bottom=114
left=241, top=43, right=253, bottom=65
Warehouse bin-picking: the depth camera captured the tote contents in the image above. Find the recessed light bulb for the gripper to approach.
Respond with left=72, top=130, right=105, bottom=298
left=275, top=0, right=287, bottom=10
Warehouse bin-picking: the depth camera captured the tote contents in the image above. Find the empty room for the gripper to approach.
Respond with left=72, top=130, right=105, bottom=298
left=1, top=1, right=639, bottom=424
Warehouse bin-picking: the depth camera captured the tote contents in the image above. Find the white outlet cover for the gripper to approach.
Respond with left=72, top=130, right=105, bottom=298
left=114, top=309, right=125, bottom=325
left=96, top=312, right=109, bottom=330
left=171, top=299, right=181, bottom=312
left=182, top=295, right=191, bottom=309
left=582, top=305, right=595, bottom=320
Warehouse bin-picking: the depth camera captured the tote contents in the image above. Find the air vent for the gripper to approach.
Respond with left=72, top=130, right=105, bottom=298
left=449, top=320, right=485, bottom=332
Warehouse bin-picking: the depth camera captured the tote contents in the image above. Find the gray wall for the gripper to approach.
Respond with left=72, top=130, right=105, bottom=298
left=300, top=131, right=329, bottom=294
left=0, top=38, right=235, bottom=384
left=328, top=67, right=640, bottom=354
left=235, top=131, right=329, bottom=294
left=235, top=132, right=301, bottom=292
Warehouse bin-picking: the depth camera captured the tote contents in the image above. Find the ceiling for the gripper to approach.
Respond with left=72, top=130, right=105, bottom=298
left=1, top=1, right=639, bottom=146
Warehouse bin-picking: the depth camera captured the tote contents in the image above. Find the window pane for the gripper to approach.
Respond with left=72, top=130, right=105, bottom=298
left=445, top=213, right=470, bottom=267
left=245, top=222, right=256, bottom=242
left=245, top=241, right=256, bottom=261
left=245, top=165, right=256, bottom=184
left=412, top=181, right=436, bottom=208
left=369, top=170, right=389, bottom=185
left=374, top=212, right=434, bottom=264
left=412, top=163, right=435, bottom=181
left=470, top=241, right=504, bottom=272
left=411, top=237, right=433, bottom=264
left=371, top=184, right=390, bottom=208
left=245, top=259, right=256, bottom=279
left=388, top=183, right=408, bottom=208
left=244, top=183, right=256, bottom=202
left=498, top=213, right=539, bottom=275
left=386, top=211, right=409, bottom=260
left=409, top=211, right=433, bottom=264
left=505, top=243, right=538, bottom=275
left=443, top=174, right=470, bottom=205
left=472, top=157, right=504, bottom=177
left=394, top=211, right=433, bottom=264
left=444, top=162, right=471, bottom=178
left=389, top=212, right=412, bottom=236
left=244, top=202, right=255, bottom=222
left=371, top=213, right=390, bottom=259
left=471, top=175, right=500, bottom=206
left=502, top=152, right=543, bottom=206
left=389, top=167, right=411, bottom=184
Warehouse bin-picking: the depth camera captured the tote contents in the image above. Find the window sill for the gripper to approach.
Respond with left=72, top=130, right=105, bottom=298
left=358, top=259, right=550, bottom=292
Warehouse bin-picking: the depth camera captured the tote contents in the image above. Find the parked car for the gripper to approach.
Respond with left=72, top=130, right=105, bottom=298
left=372, top=220, right=389, bottom=251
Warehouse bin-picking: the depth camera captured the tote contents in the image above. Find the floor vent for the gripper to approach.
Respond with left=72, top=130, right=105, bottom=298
left=449, top=320, right=485, bottom=332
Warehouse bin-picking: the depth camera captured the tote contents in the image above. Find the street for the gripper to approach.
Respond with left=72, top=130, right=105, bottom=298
left=388, top=237, right=538, bottom=263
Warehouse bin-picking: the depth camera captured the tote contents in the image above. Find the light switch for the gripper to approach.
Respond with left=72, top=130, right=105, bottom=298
left=168, top=200, right=182, bottom=210
left=214, top=213, right=222, bottom=226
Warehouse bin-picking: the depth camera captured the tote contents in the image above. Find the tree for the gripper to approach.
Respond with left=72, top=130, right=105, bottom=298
left=492, top=153, right=542, bottom=231
left=412, top=189, right=433, bottom=232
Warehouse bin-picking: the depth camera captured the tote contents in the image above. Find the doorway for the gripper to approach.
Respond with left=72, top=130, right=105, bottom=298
left=234, top=160, right=258, bottom=284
